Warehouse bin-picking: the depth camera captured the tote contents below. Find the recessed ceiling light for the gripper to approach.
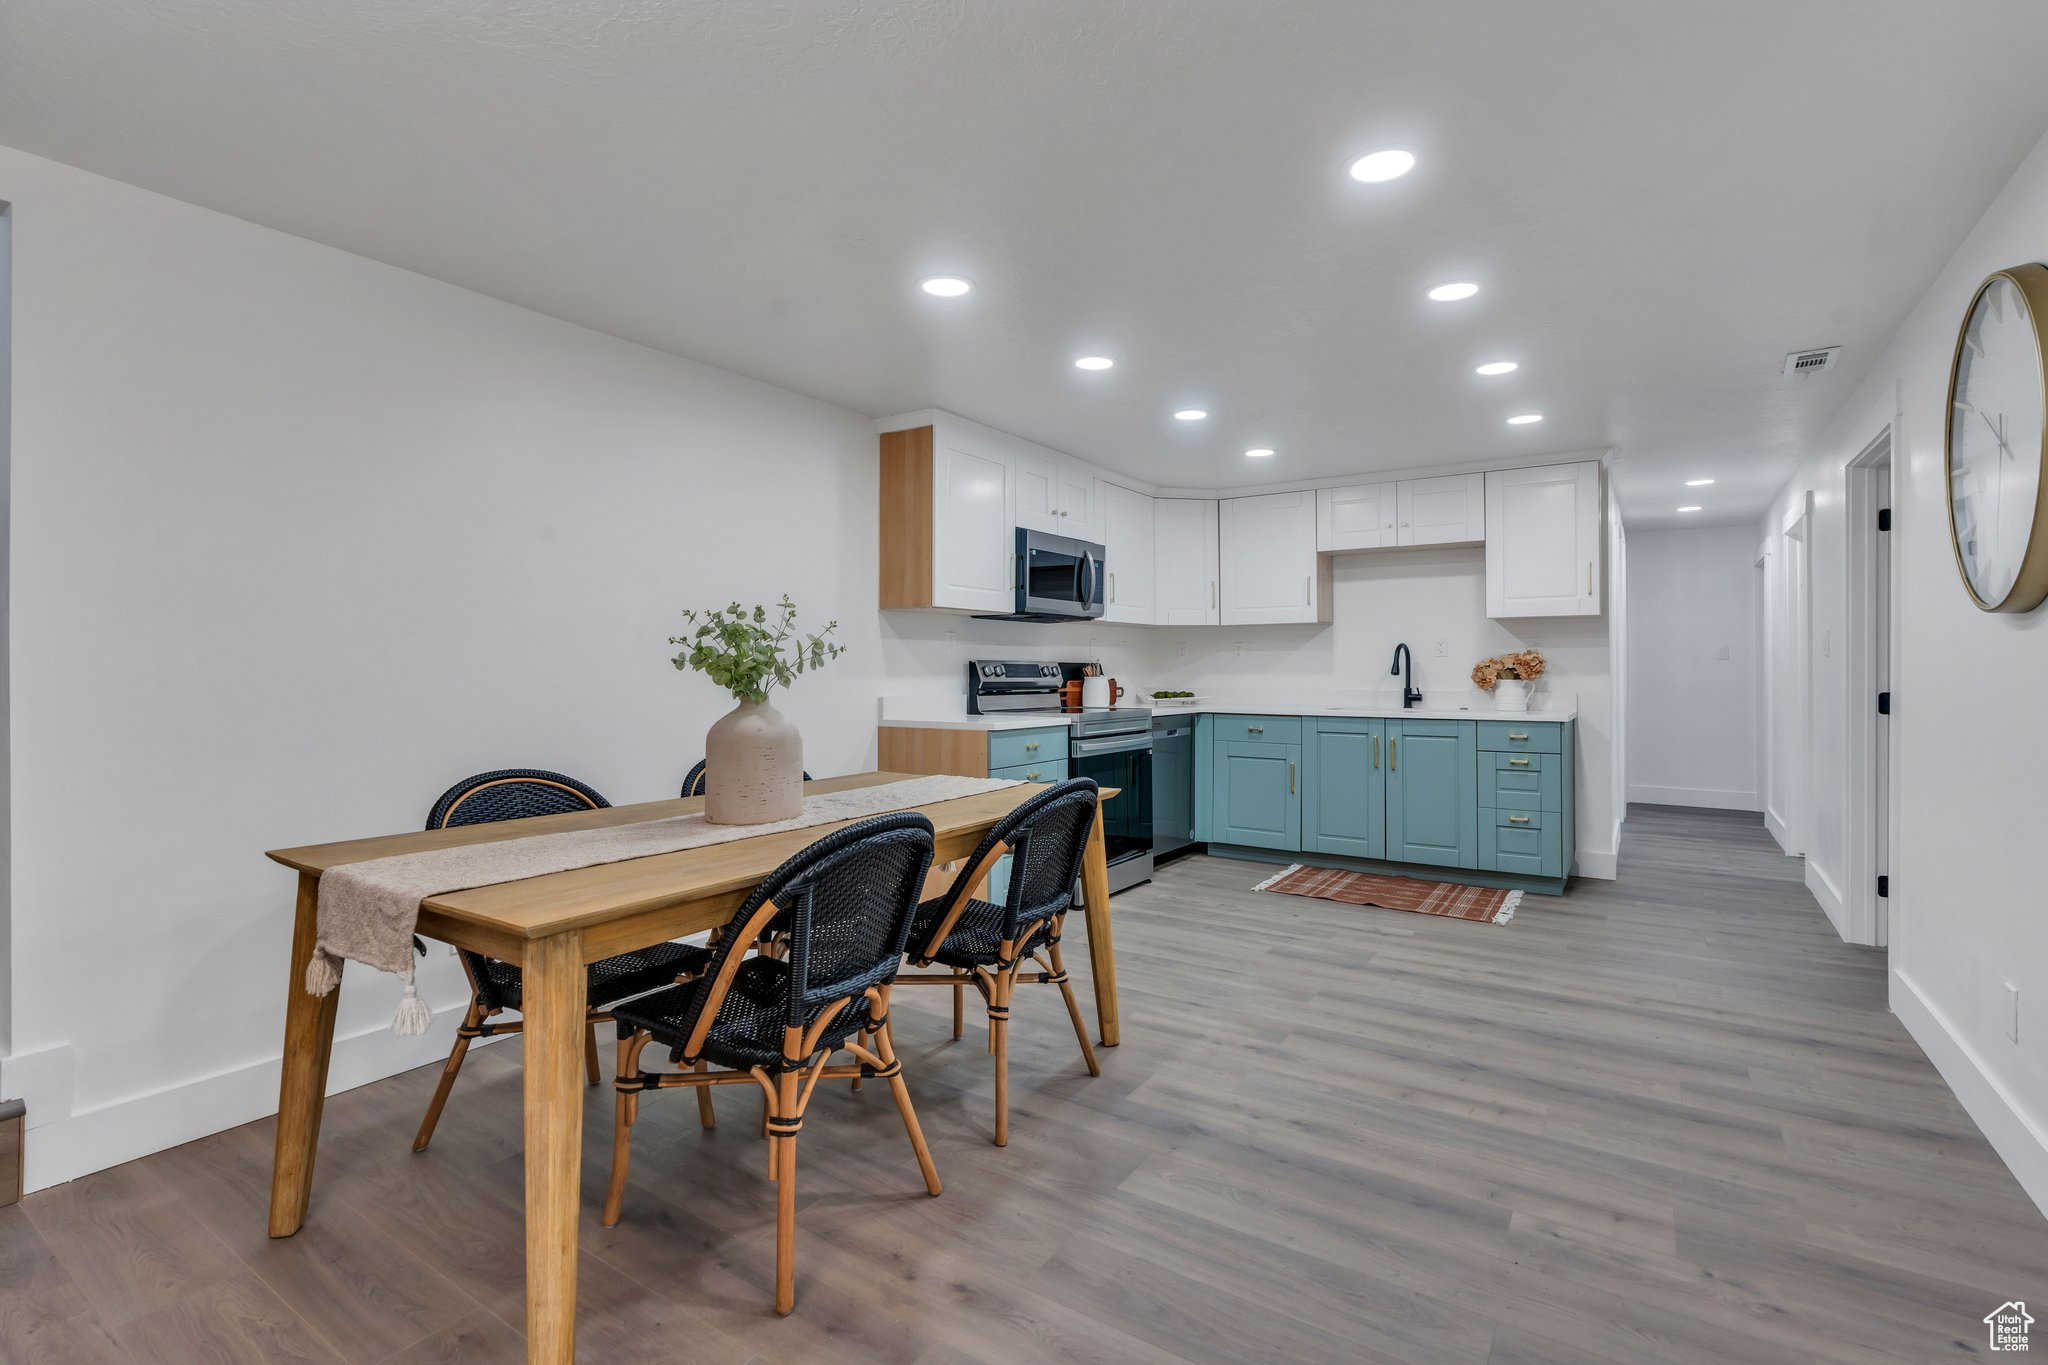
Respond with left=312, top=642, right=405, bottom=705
left=1677, top=505, right=1703, bottom=513
left=1245, top=448, right=1276, bottom=459
left=1686, top=478, right=1715, bottom=486
left=1174, top=409, right=1208, bottom=422
left=1074, top=356, right=1115, bottom=371
left=919, top=276, right=971, bottom=297
left=1348, top=149, right=1416, bottom=183
left=1506, top=413, right=1543, bottom=425
left=1428, top=281, right=1480, bottom=302
left=1475, top=361, right=1518, bottom=376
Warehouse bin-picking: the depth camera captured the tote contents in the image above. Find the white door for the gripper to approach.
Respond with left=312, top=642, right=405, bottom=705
left=1220, top=491, right=1322, bottom=624
left=1058, top=466, right=1097, bottom=540
left=1397, top=473, right=1485, bottom=546
left=1100, top=481, right=1157, bottom=623
left=1316, top=483, right=1397, bottom=551
left=933, top=435, right=1016, bottom=613
left=1155, top=498, right=1220, bottom=625
left=1013, top=453, right=1060, bottom=535
left=1485, top=462, right=1600, bottom=617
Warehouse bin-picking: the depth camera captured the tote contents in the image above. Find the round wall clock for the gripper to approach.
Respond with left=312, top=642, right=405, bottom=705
left=1947, top=263, right=2048, bottom=612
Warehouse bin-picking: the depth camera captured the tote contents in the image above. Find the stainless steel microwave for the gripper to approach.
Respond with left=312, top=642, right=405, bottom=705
left=980, top=528, right=1107, bottom=622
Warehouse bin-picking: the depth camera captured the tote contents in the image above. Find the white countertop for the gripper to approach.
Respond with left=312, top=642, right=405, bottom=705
left=878, top=693, right=1576, bottom=730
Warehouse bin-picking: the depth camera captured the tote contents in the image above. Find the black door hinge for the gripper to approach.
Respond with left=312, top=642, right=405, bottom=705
left=1878, top=508, right=1892, bottom=532
left=1877, top=691, right=1891, bottom=715
left=1877, top=875, right=1889, bottom=898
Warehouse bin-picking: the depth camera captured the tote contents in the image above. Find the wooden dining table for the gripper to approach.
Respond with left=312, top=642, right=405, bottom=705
left=263, top=771, right=1121, bottom=1363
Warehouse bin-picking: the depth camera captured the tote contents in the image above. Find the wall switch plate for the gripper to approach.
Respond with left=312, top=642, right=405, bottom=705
left=945, top=631, right=957, bottom=655
left=1718, top=644, right=1731, bottom=660
left=1435, top=638, right=1449, bottom=657
left=1176, top=643, right=1187, bottom=660
left=2007, top=983, right=2021, bottom=1042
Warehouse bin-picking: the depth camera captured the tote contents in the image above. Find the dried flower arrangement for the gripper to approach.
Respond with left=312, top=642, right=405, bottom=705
left=1471, top=648, right=1548, bottom=692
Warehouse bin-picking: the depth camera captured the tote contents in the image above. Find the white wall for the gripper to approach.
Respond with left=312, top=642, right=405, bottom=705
left=1760, top=122, right=2048, bottom=1216
left=1626, top=525, right=1761, bottom=810
left=0, top=144, right=930, bottom=1189
left=1151, top=540, right=1621, bottom=879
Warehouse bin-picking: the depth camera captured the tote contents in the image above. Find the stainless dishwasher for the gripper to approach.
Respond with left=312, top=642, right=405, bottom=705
left=1150, top=715, right=1197, bottom=864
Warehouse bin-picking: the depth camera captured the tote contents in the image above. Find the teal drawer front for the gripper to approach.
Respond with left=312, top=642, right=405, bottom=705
left=1479, top=821, right=1559, bottom=878
left=1213, top=715, right=1303, bottom=746
left=1481, top=764, right=1562, bottom=811
left=1493, top=805, right=1544, bottom=831
left=987, top=726, right=1067, bottom=770
left=990, top=757, right=1069, bottom=785
left=1489, top=751, right=1551, bottom=771
left=1477, top=721, right=1563, bottom=754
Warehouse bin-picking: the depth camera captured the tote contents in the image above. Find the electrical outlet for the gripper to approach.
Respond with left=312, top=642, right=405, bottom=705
left=1176, top=642, right=1188, bottom=660
left=1435, top=638, right=1448, bottom=658
left=1235, top=641, right=1245, bottom=660
left=2007, top=983, right=2021, bottom=1043
left=945, top=631, right=957, bottom=656
left=1717, top=644, right=1730, bottom=661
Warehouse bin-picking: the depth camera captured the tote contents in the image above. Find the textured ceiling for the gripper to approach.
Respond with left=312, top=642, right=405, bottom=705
left=6, top=1, right=2048, bottom=531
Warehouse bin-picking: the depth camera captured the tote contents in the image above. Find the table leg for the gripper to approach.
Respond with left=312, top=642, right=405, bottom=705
left=1078, top=805, right=1120, bottom=1048
left=270, top=872, right=339, bottom=1237
left=523, top=931, right=586, bottom=1364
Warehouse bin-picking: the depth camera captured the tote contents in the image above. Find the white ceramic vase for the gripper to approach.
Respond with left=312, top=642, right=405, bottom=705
left=703, top=697, right=804, bottom=825
left=1493, top=678, right=1533, bottom=713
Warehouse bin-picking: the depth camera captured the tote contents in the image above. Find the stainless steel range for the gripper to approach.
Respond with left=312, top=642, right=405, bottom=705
left=966, top=661, right=1154, bottom=893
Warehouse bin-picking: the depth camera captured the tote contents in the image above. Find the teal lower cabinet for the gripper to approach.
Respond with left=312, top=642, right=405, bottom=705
left=1384, top=718, right=1478, bottom=869
left=1202, top=712, right=1574, bottom=894
left=1211, top=739, right=1301, bottom=850
left=1302, top=717, right=1383, bottom=859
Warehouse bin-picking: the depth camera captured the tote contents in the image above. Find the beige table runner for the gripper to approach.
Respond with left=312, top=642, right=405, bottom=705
left=306, top=774, right=1024, bottom=1032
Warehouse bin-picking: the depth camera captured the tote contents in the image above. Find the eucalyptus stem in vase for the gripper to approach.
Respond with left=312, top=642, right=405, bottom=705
left=670, top=596, right=845, bottom=824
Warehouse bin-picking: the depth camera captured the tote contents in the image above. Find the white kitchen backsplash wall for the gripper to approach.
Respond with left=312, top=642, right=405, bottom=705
left=875, top=612, right=1158, bottom=700
left=1149, top=545, right=1619, bottom=876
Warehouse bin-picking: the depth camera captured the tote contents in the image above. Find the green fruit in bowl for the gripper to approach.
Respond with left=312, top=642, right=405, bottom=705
left=1152, top=689, right=1195, bottom=699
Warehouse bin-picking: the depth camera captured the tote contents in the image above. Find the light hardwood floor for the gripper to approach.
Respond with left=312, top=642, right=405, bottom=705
left=3, top=804, right=2044, bottom=1363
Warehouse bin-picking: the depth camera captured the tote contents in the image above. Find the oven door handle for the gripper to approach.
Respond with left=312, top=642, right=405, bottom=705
left=1070, top=734, right=1153, bottom=758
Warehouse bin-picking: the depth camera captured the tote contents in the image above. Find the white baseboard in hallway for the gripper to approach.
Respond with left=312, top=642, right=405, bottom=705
left=1628, top=783, right=1760, bottom=811
left=1894, top=966, right=2048, bottom=1221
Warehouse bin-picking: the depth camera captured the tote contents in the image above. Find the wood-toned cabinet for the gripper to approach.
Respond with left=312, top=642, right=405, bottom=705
left=1154, top=498, right=1219, bottom=625
left=880, top=424, right=1015, bottom=614
left=1099, top=480, right=1156, bottom=624
left=1485, top=461, right=1602, bottom=617
left=1219, top=491, right=1331, bottom=625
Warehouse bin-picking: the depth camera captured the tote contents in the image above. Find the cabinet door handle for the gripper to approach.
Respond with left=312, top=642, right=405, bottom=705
left=1289, top=761, right=1296, bottom=795
left=1509, top=756, right=1531, bottom=766
left=1108, top=571, right=1116, bottom=604
left=1304, top=574, right=1312, bottom=602
left=1373, top=734, right=1380, bottom=768
left=1390, top=739, right=1397, bottom=772
left=1025, top=741, right=1041, bottom=751
left=1509, top=733, right=1529, bottom=742
left=1586, top=560, right=1593, bottom=594
left=1211, top=580, right=1218, bottom=608
left=1508, top=814, right=1532, bottom=824
left=1247, top=725, right=1264, bottom=734
left=1026, top=770, right=1042, bottom=780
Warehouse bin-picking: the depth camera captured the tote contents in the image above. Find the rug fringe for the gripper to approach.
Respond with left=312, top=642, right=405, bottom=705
left=1493, top=889, right=1524, bottom=924
left=1250, top=863, right=1304, bottom=892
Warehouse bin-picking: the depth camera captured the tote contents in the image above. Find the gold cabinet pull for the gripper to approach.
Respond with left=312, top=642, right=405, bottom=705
left=1509, top=733, right=1529, bottom=742
left=1390, top=739, right=1397, bottom=772
left=1509, top=756, right=1531, bottom=766
left=1508, top=814, right=1532, bottom=824
left=1026, top=770, right=1042, bottom=780
left=1289, top=761, right=1296, bottom=795
left=1247, top=725, right=1264, bottom=734
left=1025, top=741, right=1041, bottom=751
left=1373, top=734, right=1380, bottom=768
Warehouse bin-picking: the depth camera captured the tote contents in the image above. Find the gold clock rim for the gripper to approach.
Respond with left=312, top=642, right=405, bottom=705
left=1945, top=262, right=2048, bottom=614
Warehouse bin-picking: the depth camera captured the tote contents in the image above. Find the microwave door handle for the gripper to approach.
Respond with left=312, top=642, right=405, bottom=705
left=1077, top=552, right=1095, bottom=609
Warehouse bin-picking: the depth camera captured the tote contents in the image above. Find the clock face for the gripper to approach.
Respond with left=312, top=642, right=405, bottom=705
left=1949, top=271, right=2048, bottom=610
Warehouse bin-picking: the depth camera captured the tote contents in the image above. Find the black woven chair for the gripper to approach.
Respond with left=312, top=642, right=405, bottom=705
left=411, top=769, right=712, bottom=1152
left=604, top=812, right=941, bottom=1315
left=896, top=778, right=1102, bottom=1146
left=682, top=760, right=812, bottom=798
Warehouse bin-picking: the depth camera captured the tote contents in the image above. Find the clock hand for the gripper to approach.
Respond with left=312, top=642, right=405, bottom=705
left=1980, top=408, right=2012, bottom=458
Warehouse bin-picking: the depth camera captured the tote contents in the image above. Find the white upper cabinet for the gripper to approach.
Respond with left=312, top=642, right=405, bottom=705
left=1316, top=482, right=1397, bottom=551
left=1154, top=498, right=1220, bottom=626
left=1219, top=491, right=1332, bottom=625
left=1485, top=461, right=1602, bottom=617
left=931, top=430, right=1016, bottom=613
left=1099, top=481, right=1157, bottom=623
left=1396, top=473, right=1485, bottom=546
left=1014, top=452, right=1096, bottom=539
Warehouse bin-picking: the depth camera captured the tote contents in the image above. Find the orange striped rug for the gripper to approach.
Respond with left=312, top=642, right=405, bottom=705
left=1251, top=864, right=1520, bottom=924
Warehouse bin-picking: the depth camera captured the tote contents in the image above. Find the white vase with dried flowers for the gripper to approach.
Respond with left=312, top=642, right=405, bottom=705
left=670, top=596, right=845, bottom=825
left=1471, top=648, right=1548, bottom=714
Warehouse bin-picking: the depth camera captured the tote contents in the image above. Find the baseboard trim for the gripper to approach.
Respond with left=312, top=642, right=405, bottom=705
left=1764, top=808, right=1796, bottom=854
left=1892, top=967, right=2048, bottom=1221
left=18, top=1009, right=473, bottom=1194
left=1627, top=784, right=1759, bottom=812
left=1575, top=847, right=1617, bottom=880
left=1805, top=860, right=1849, bottom=941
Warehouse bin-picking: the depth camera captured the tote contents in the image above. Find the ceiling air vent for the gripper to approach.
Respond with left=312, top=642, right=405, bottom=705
left=1783, top=346, right=1841, bottom=377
